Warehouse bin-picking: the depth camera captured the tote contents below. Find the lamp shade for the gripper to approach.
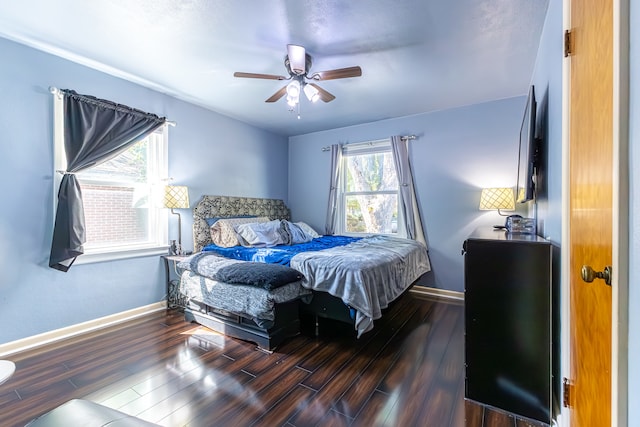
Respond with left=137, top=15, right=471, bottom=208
left=163, top=185, right=190, bottom=209
left=479, top=187, right=515, bottom=211
left=304, top=83, right=320, bottom=102
left=286, top=80, right=301, bottom=97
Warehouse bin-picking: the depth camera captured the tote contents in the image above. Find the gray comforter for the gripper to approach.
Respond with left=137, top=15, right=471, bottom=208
left=178, top=254, right=311, bottom=324
left=290, top=235, right=430, bottom=337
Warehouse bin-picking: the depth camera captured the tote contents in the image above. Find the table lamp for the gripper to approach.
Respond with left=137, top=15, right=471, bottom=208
left=163, top=185, right=190, bottom=251
left=479, top=187, right=516, bottom=229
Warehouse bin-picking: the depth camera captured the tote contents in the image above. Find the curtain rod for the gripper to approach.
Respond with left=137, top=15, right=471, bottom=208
left=49, top=86, right=176, bottom=127
left=321, top=134, right=417, bottom=152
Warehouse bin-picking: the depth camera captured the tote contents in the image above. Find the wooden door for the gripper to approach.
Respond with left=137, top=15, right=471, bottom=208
left=567, top=0, right=613, bottom=424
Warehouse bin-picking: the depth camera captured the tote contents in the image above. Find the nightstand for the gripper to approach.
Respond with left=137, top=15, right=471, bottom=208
left=161, top=254, right=190, bottom=310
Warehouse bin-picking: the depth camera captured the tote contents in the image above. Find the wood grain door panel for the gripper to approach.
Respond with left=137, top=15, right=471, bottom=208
left=568, top=0, right=613, bottom=425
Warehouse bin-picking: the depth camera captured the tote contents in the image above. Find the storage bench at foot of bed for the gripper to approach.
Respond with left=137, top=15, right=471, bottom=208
left=184, top=299, right=301, bottom=351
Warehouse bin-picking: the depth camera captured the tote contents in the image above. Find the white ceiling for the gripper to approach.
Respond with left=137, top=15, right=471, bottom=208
left=0, top=0, right=549, bottom=137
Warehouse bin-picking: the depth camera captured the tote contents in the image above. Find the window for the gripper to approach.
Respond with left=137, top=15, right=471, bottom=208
left=339, top=140, right=400, bottom=235
left=53, top=104, right=169, bottom=262
left=75, top=129, right=168, bottom=257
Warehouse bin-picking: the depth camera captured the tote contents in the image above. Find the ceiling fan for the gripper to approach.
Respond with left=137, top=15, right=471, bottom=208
left=233, top=44, right=362, bottom=107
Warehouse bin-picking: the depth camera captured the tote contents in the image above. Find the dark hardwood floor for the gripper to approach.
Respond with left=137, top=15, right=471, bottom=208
left=0, top=293, right=549, bottom=426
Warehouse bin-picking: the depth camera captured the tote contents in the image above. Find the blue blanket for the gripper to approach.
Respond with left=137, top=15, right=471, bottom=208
left=202, top=235, right=361, bottom=266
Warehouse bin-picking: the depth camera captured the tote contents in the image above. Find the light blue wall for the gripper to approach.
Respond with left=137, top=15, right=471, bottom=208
left=0, top=37, right=288, bottom=344
left=628, top=0, right=639, bottom=419
left=527, top=0, right=563, bottom=415
left=288, top=97, right=528, bottom=292
left=0, top=0, right=572, bottom=351
left=530, top=0, right=563, bottom=245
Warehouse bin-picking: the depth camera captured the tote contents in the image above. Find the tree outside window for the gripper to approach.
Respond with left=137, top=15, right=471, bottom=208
left=343, top=149, right=398, bottom=234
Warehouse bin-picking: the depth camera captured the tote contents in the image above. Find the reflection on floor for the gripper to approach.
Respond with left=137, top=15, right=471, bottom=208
left=0, top=293, right=549, bottom=426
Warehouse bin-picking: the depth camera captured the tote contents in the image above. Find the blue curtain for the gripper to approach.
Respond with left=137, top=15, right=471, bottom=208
left=49, top=90, right=165, bottom=272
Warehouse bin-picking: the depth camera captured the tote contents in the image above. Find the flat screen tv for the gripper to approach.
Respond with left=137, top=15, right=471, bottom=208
left=516, top=85, right=537, bottom=203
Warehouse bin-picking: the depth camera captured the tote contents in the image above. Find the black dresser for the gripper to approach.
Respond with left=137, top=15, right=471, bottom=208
left=463, top=228, right=557, bottom=424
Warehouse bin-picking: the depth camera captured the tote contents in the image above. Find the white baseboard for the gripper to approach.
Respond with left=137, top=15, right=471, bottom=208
left=410, top=286, right=464, bottom=301
left=0, top=302, right=167, bottom=357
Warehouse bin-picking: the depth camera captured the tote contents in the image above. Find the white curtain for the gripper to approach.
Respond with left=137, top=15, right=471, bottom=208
left=391, top=135, right=426, bottom=245
left=324, top=144, right=342, bottom=235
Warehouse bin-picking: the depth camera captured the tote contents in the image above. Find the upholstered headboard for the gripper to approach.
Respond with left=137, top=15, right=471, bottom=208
left=192, top=195, right=291, bottom=252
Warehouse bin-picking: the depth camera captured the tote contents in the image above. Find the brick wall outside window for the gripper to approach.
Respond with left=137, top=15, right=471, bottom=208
left=82, top=184, right=148, bottom=245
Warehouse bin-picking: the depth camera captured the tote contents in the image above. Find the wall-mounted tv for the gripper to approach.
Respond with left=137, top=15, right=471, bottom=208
left=516, top=85, right=538, bottom=203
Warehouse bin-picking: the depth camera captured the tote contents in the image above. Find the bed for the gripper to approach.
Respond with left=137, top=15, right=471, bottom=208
left=177, top=195, right=431, bottom=350
left=178, top=195, right=310, bottom=350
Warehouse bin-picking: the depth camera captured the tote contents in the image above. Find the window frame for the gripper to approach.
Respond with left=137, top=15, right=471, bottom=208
left=53, top=95, right=169, bottom=264
left=337, top=139, right=405, bottom=237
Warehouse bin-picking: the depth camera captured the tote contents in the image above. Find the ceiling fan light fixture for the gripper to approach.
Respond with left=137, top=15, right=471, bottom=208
left=286, top=80, right=300, bottom=98
left=287, top=44, right=307, bottom=75
left=286, top=80, right=301, bottom=106
left=234, top=44, right=362, bottom=106
left=303, top=83, right=320, bottom=102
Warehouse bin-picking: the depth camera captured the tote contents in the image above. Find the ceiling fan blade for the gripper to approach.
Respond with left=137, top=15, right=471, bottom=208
left=265, top=86, right=288, bottom=103
left=309, top=83, right=336, bottom=103
left=234, top=72, right=288, bottom=80
left=310, top=66, right=362, bottom=81
left=287, top=44, right=307, bottom=75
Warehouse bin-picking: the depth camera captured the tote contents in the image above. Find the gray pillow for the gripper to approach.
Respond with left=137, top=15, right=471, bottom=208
left=214, top=262, right=304, bottom=290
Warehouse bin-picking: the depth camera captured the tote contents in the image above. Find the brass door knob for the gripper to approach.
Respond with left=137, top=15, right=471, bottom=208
left=581, top=265, right=612, bottom=286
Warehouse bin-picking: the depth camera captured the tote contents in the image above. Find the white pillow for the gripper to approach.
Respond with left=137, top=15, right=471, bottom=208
left=210, top=216, right=270, bottom=247
left=294, top=221, right=321, bottom=238
left=280, top=220, right=314, bottom=244
left=235, top=220, right=287, bottom=247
